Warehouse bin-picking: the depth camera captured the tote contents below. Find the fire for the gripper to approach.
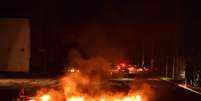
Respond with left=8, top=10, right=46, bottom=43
left=64, top=95, right=142, bottom=101
left=25, top=72, right=146, bottom=101
left=67, top=96, right=84, bottom=101
left=28, top=94, right=51, bottom=101
left=136, top=95, right=141, bottom=101
left=70, top=68, right=75, bottom=73
left=100, top=98, right=105, bottom=101
left=26, top=59, right=150, bottom=101
left=30, top=90, right=142, bottom=101
left=117, top=65, right=121, bottom=70
left=122, top=97, right=135, bottom=101
left=28, top=72, right=144, bottom=101
left=120, top=63, right=126, bottom=68
left=40, top=94, right=51, bottom=101
left=114, top=98, right=121, bottom=101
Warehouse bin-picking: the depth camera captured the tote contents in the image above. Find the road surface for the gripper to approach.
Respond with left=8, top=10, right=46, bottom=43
left=0, top=74, right=200, bottom=101
left=129, top=78, right=201, bottom=101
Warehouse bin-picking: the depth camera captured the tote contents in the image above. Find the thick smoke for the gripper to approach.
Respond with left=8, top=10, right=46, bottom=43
left=62, top=21, right=135, bottom=64
left=64, top=48, right=112, bottom=95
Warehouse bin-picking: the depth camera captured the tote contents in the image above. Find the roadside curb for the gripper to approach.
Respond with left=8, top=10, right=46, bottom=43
left=177, top=84, right=201, bottom=95
left=160, top=78, right=201, bottom=95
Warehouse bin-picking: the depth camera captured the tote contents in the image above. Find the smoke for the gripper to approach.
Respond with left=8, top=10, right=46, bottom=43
left=67, top=48, right=111, bottom=75
left=62, top=21, right=136, bottom=64
left=64, top=48, right=112, bottom=95
left=32, top=47, right=157, bottom=101
left=34, top=76, right=157, bottom=101
left=59, top=0, right=182, bottom=62
left=128, top=80, right=156, bottom=101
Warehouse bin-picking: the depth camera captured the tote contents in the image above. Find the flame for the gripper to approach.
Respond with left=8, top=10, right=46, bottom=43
left=67, top=96, right=84, bottom=101
left=70, top=68, right=75, bottom=73
left=136, top=95, right=141, bottom=101
left=114, top=98, right=121, bottom=101
left=31, top=73, right=144, bottom=101
left=122, top=96, right=135, bottom=101
left=121, top=63, right=126, bottom=67
left=29, top=61, right=149, bottom=101
left=64, top=95, right=141, bottom=101
left=40, top=94, right=51, bottom=101
left=117, top=65, right=121, bottom=70
left=100, top=98, right=105, bottom=101
left=32, top=92, right=142, bottom=101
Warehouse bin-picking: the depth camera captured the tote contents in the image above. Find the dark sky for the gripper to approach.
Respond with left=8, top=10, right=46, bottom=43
left=58, top=0, right=182, bottom=62
left=0, top=0, right=200, bottom=64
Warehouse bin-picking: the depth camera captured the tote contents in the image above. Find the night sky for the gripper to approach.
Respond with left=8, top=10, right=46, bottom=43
left=0, top=0, right=200, bottom=65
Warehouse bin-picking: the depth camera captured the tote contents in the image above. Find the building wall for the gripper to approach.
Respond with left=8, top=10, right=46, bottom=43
left=0, top=18, right=30, bottom=72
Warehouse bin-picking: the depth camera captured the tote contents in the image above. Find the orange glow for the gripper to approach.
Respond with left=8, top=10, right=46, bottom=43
left=30, top=67, right=147, bottom=101
left=32, top=93, right=142, bottom=101
left=40, top=94, right=51, bottom=101
left=100, top=98, right=105, bottom=101
left=136, top=95, right=141, bottom=101
left=64, top=95, right=141, bottom=101
left=67, top=96, right=84, bottom=101
left=122, top=96, right=135, bottom=101
left=31, top=72, right=145, bottom=101
left=114, top=98, right=121, bottom=101
left=117, top=65, right=121, bottom=70
left=121, top=63, right=126, bottom=67
left=70, top=68, right=75, bottom=72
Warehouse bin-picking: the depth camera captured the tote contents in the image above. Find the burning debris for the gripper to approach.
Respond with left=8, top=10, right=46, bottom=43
left=16, top=70, right=154, bottom=101
left=18, top=93, right=142, bottom=101
left=16, top=49, right=155, bottom=101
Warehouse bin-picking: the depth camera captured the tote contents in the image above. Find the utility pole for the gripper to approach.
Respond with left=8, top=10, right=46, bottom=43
left=142, top=48, right=144, bottom=68
left=142, top=32, right=144, bottom=68
left=165, top=56, right=168, bottom=77
left=172, top=56, right=175, bottom=80
left=151, top=38, right=154, bottom=69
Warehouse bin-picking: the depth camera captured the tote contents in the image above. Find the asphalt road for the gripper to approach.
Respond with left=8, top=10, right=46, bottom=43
left=0, top=73, right=200, bottom=101
left=129, top=78, right=201, bottom=101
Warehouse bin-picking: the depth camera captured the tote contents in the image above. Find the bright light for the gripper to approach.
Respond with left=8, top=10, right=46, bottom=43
left=114, top=98, right=121, bottom=101
left=121, top=63, right=126, bottom=67
left=100, top=98, right=105, bottom=101
left=90, top=99, right=95, bottom=101
left=31, top=94, right=142, bottom=101
left=41, top=94, right=51, bottom=101
left=136, top=95, right=141, bottom=101
left=70, top=68, right=75, bottom=73
left=117, top=65, right=121, bottom=70
left=137, top=68, right=143, bottom=72
left=122, top=96, right=135, bottom=101
left=67, top=96, right=84, bottom=101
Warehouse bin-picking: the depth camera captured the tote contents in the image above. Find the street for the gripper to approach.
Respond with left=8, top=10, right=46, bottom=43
left=129, top=78, right=201, bottom=101
left=1, top=0, right=201, bottom=101
left=0, top=73, right=200, bottom=101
